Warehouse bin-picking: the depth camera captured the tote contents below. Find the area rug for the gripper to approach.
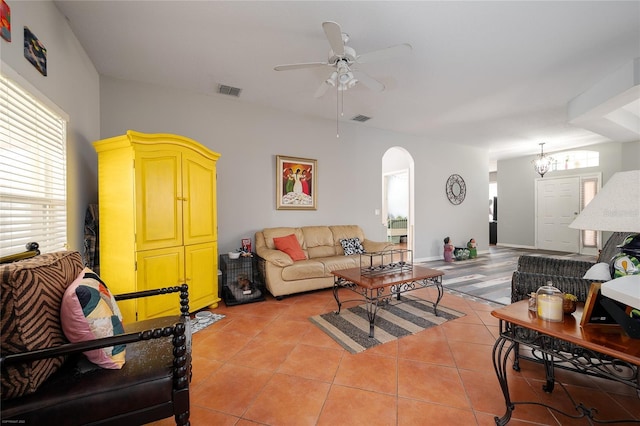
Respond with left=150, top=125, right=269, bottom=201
left=190, top=313, right=225, bottom=334
left=309, top=295, right=465, bottom=354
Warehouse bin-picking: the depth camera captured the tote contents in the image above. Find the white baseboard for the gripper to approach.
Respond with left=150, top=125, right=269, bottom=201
left=495, top=243, right=536, bottom=250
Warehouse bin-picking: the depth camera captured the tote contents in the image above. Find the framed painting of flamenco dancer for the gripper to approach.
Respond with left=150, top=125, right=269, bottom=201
left=276, top=155, right=317, bottom=210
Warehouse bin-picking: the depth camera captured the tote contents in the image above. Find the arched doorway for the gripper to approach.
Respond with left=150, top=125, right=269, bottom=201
left=382, top=147, right=414, bottom=254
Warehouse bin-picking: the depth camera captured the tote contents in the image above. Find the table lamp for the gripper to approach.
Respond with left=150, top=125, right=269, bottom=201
left=569, top=169, right=640, bottom=338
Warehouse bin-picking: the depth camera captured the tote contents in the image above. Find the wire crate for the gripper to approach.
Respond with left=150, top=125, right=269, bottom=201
left=220, top=254, right=265, bottom=306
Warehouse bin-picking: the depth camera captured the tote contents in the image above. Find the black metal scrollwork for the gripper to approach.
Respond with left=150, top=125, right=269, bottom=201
left=446, top=174, right=466, bottom=205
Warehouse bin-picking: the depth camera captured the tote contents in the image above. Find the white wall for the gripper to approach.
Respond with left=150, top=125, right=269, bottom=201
left=497, top=140, right=638, bottom=247
left=100, top=76, right=489, bottom=260
left=622, top=140, right=640, bottom=171
left=1, top=1, right=100, bottom=252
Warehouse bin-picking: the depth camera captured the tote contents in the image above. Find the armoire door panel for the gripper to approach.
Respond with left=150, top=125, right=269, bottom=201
left=136, top=246, right=185, bottom=320
left=185, top=242, right=219, bottom=309
left=135, top=151, right=183, bottom=250
left=183, top=151, right=217, bottom=245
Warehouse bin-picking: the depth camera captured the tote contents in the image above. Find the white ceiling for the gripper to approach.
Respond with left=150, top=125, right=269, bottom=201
left=54, top=1, right=640, bottom=168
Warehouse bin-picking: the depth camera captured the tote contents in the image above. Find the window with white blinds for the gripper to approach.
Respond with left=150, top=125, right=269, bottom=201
left=581, top=176, right=599, bottom=249
left=0, top=74, right=67, bottom=257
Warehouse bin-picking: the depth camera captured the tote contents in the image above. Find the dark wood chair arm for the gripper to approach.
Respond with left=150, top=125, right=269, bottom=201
left=114, top=283, right=191, bottom=317
left=0, top=319, right=188, bottom=367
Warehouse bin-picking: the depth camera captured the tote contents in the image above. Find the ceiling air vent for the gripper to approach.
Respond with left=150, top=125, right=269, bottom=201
left=351, top=114, right=371, bottom=122
left=217, top=84, right=242, bottom=97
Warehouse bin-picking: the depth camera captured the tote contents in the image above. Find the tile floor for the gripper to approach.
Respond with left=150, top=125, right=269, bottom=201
left=149, top=287, right=639, bottom=425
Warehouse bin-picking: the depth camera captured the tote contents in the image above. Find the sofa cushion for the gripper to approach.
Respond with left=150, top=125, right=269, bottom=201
left=318, top=256, right=359, bottom=273
left=281, top=260, right=326, bottom=281
left=60, top=268, right=126, bottom=369
left=263, top=227, right=305, bottom=250
left=301, top=226, right=336, bottom=259
left=340, top=237, right=365, bottom=255
left=1, top=251, right=84, bottom=399
left=329, top=225, right=365, bottom=255
left=273, top=234, right=307, bottom=261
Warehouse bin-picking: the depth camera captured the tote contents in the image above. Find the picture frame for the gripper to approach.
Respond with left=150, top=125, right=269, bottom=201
left=1, top=0, right=11, bottom=42
left=24, top=26, right=47, bottom=76
left=276, top=155, right=317, bottom=210
left=580, top=282, right=625, bottom=329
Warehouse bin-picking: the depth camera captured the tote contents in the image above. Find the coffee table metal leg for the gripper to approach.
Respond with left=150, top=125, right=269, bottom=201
left=332, top=279, right=342, bottom=314
left=424, top=277, right=444, bottom=316
left=365, top=289, right=380, bottom=338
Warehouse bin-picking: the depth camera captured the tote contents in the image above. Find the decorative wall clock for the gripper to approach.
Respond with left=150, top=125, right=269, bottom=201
left=446, top=174, right=466, bottom=205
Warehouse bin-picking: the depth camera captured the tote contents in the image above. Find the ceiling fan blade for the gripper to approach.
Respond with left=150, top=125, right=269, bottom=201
left=353, top=70, right=385, bottom=92
left=313, top=81, right=331, bottom=98
left=274, top=62, right=329, bottom=71
left=322, top=21, right=344, bottom=56
left=356, top=43, right=412, bottom=64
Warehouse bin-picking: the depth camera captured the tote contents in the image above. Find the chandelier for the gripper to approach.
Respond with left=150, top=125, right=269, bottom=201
left=532, top=142, right=554, bottom=178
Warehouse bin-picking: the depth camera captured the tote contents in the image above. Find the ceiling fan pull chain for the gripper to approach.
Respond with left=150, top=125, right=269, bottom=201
left=336, top=80, right=340, bottom=138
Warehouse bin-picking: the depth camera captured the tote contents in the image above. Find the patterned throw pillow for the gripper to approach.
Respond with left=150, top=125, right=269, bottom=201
left=340, top=238, right=365, bottom=256
left=1, top=251, right=84, bottom=400
left=60, top=268, right=126, bottom=369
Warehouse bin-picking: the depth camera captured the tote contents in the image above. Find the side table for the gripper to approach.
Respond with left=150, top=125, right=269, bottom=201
left=219, top=254, right=265, bottom=306
left=491, top=301, right=639, bottom=425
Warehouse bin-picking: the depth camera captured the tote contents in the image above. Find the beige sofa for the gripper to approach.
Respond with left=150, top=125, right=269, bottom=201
left=255, top=225, right=393, bottom=298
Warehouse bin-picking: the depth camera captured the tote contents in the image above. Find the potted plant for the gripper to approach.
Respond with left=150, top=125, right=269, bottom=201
left=563, top=293, right=578, bottom=314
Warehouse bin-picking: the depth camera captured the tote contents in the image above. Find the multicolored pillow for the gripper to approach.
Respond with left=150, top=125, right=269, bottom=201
left=340, top=237, right=365, bottom=256
left=60, top=268, right=126, bottom=369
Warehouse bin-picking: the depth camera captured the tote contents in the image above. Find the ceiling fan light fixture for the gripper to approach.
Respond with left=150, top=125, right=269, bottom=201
left=339, top=70, right=354, bottom=84
left=326, top=71, right=337, bottom=87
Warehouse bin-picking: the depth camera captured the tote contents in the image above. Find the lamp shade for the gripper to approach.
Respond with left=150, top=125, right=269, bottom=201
left=569, top=170, right=640, bottom=232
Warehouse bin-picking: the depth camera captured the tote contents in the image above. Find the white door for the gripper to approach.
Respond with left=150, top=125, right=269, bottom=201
left=536, top=177, right=580, bottom=252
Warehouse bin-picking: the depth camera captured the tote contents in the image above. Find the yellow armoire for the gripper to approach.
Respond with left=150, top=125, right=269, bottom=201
left=94, top=131, right=221, bottom=322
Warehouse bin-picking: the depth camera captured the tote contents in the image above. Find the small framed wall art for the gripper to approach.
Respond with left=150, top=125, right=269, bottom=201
left=1, top=0, right=10, bottom=42
left=276, top=155, right=317, bottom=210
left=24, top=26, right=47, bottom=76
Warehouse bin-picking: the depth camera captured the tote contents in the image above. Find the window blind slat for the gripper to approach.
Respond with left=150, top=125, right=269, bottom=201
left=0, top=74, right=68, bottom=257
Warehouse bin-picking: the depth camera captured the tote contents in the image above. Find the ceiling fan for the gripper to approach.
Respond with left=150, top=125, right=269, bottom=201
left=274, top=21, right=412, bottom=98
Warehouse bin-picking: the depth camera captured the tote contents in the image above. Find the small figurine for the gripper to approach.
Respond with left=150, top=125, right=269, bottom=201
left=444, top=237, right=455, bottom=262
left=467, top=238, right=477, bottom=259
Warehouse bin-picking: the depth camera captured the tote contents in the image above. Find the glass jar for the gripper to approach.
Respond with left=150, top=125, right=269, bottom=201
left=528, top=292, right=537, bottom=311
left=536, top=285, right=563, bottom=322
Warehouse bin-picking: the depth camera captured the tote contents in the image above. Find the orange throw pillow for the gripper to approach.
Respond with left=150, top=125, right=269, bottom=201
left=273, top=234, right=306, bottom=261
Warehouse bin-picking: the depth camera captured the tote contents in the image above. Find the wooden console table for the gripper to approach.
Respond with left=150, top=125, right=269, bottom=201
left=491, top=301, right=640, bottom=425
left=332, top=265, right=444, bottom=338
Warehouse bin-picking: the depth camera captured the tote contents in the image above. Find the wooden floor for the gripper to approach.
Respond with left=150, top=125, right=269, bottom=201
left=417, top=245, right=595, bottom=305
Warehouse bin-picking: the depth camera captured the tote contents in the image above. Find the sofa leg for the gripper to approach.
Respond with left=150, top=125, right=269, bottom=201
left=276, top=295, right=284, bottom=301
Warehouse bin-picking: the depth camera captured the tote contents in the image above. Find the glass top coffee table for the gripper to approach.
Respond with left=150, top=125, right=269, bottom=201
left=331, top=265, right=444, bottom=338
